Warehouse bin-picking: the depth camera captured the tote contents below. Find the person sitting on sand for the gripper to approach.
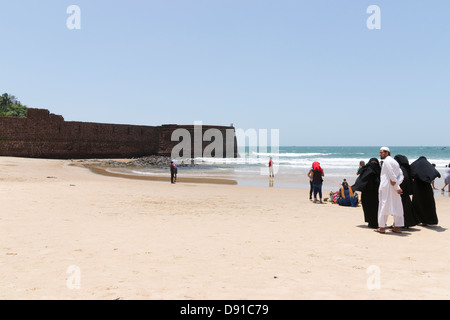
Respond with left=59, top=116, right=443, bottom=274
left=338, top=180, right=358, bottom=207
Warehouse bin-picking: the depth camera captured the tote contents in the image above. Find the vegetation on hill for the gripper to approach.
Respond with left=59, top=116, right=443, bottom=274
left=0, top=93, right=27, bottom=117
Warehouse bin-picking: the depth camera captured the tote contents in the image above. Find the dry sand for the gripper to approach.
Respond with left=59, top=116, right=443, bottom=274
left=1, top=156, right=450, bottom=300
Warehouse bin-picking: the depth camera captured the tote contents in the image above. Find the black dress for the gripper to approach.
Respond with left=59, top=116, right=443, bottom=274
left=352, top=158, right=380, bottom=228
left=394, top=155, right=420, bottom=228
left=410, top=156, right=441, bottom=225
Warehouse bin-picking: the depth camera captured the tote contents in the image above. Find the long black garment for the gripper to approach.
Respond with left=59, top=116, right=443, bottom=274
left=394, top=155, right=420, bottom=228
left=410, top=156, right=441, bottom=225
left=352, top=158, right=380, bottom=228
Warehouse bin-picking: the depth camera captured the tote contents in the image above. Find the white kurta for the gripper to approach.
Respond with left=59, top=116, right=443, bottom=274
left=378, top=156, right=404, bottom=227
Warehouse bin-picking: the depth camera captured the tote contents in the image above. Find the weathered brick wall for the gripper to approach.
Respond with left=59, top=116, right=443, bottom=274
left=158, top=124, right=238, bottom=158
left=0, top=108, right=237, bottom=159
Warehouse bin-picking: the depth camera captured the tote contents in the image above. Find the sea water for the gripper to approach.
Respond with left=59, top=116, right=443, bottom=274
left=121, top=146, right=450, bottom=194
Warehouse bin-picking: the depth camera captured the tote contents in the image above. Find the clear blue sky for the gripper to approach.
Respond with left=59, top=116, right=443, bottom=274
left=1, top=1, right=449, bottom=146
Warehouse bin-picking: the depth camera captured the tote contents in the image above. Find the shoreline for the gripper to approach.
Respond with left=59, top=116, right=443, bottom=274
left=83, top=164, right=238, bottom=185
left=72, top=159, right=450, bottom=198
left=68, top=158, right=238, bottom=185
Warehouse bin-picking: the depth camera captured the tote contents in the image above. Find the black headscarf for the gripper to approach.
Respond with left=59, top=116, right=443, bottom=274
left=394, top=154, right=413, bottom=195
left=352, top=158, right=380, bottom=191
left=367, top=158, right=381, bottom=174
left=410, top=156, right=441, bottom=183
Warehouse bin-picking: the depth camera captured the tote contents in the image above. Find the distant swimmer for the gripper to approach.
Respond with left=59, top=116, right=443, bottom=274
left=269, top=157, right=274, bottom=178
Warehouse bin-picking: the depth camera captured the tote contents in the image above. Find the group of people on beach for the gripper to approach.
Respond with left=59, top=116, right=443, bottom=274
left=351, top=147, right=444, bottom=234
left=306, top=161, right=359, bottom=207
left=306, top=146, right=447, bottom=234
left=168, top=147, right=448, bottom=235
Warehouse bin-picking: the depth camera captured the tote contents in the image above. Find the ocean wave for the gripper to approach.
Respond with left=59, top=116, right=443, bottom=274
left=196, top=157, right=366, bottom=166
left=251, top=152, right=334, bottom=157
left=194, top=156, right=450, bottom=170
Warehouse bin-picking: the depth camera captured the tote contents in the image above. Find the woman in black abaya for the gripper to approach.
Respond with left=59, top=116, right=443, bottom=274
left=352, top=158, right=380, bottom=229
left=394, top=154, right=420, bottom=228
left=410, top=156, right=441, bottom=225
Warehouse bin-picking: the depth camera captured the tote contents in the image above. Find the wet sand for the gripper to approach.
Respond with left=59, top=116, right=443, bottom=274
left=85, top=165, right=238, bottom=185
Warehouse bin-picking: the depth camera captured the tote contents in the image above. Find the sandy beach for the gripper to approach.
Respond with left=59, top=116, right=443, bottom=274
left=1, top=156, right=450, bottom=300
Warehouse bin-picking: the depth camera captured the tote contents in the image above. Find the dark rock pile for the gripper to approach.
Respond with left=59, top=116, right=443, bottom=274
left=75, top=156, right=195, bottom=168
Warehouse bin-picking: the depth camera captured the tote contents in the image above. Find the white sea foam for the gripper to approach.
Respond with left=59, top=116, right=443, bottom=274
left=251, top=152, right=334, bottom=157
left=112, top=146, right=449, bottom=193
left=196, top=155, right=449, bottom=169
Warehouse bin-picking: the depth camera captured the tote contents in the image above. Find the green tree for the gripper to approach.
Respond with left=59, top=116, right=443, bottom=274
left=0, top=93, right=12, bottom=106
left=0, top=93, right=27, bottom=117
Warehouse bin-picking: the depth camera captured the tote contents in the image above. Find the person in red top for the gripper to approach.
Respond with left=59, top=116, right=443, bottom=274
left=170, top=160, right=177, bottom=184
left=269, top=157, right=274, bottom=178
left=308, top=161, right=324, bottom=203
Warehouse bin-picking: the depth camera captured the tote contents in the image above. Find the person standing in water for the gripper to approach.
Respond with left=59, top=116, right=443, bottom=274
left=268, top=157, right=274, bottom=178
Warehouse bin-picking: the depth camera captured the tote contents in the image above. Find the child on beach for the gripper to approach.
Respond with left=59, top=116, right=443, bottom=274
left=357, top=161, right=365, bottom=175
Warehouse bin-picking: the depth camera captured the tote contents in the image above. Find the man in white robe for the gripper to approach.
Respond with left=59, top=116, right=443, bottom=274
left=375, top=147, right=404, bottom=234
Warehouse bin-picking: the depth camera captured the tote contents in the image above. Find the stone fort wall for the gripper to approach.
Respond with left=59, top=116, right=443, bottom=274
left=0, top=108, right=237, bottom=159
